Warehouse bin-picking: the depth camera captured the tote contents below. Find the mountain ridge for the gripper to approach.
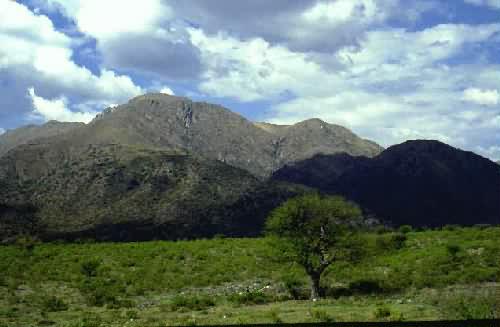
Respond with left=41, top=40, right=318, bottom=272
left=0, top=93, right=383, bottom=178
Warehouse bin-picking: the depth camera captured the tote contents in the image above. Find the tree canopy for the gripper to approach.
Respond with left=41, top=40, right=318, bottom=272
left=265, top=193, right=364, bottom=299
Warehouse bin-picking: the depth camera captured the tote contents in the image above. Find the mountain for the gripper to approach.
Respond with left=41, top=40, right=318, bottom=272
left=273, top=140, right=500, bottom=227
left=0, top=93, right=383, bottom=241
left=0, top=121, right=83, bottom=157
left=0, top=143, right=306, bottom=242
left=0, top=94, right=383, bottom=178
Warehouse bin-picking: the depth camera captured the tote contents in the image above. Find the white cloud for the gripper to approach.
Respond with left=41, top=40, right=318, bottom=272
left=0, top=128, right=5, bottom=135
left=44, top=0, right=201, bottom=79
left=0, top=0, right=143, bottom=124
left=160, top=87, right=175, bottom=95
left=464, top=0, right=500, bottom=9
left=475, top=145, right=500, bottom=161
left=28, top=87, right=96, bottom=123
left=463, top=88, right=499, bottom=106
left=71, top=0, right=172, bottom=39
left=189, top=28, right=339, bottom=102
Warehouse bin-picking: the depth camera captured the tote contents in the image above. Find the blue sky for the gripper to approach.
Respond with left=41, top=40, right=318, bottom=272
left=1, top=0, right=499, bottom=160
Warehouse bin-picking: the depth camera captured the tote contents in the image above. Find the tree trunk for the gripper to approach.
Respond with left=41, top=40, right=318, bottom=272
left=309, top=272, right=321, bottom=300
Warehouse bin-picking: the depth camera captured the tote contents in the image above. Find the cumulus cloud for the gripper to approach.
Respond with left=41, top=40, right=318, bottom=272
left=174, top=0, right=431, bottom=53
left=43, top=0, right=202, bottom=79
left=28, top=87, right=97, bottom=123
left=463, top=88, right=499, bottom=106
left=0, top=0, right=143, bottom=126
left=160, top=87, right=175, bottom=95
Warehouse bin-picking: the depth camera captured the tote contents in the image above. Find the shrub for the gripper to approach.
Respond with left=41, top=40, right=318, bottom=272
left=228, top=290, right=272, bottom=305
left=398, top=225, right=413, bottom=234
left=42, top=296, right=68, bottom=312
left=374, top=306, right=391, bottom=319
left=169, top=294, right=215, bottom=311
left=15, top=235, right=38, bottom=253
left=80, top=259, right=101, bottom=278
left=446, top=244, right=461, bottom=258
left=310, top=309, right=335, bottom=322
left=376, top=233, right=407, bottom=251
left=348, top=279, right=383, bottom=294
left=439, top=292, right=496, bottom=319
left=78, top=278, right=122, bottom=307
left=442, top=224, right=460, bottom=231
left=125, top=310, right=139, bottom=320
left=268, top=309, right=283, bottom=324
left=283, top=274, right=307, bottom=300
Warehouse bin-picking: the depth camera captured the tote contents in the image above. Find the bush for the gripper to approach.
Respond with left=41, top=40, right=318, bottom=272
left=125, top=310, right=139, bottom=320
left=446, top=244, right=461, bottom=258
left=169, top=294, right=215, bottom=311
left=42, top=296, right=68, bottom=312
left=398, top=225, right=413, bottom=234
left=80, top=259, right=101, bottom=278
left=439, top=292, right=496, bottom=319
left=15, top=235, right=38, bottom=253
left=348, top=279, right=383, bottom=294
left=78, top=278, right=122, bottom=307
left=374, top=306, right=391, bottom=319
left=228, top=290, right=273, bottom=305
left=283, top=274, right=307, bottom=300
left=376, top=233, right=407, bottom=251
left=310, top=309, right=335, bottom=322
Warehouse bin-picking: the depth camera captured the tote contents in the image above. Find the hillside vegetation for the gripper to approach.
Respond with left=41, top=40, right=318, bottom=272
left=0, top=226, right=498, bottom=326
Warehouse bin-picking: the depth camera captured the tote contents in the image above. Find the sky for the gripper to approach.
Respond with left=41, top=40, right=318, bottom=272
left=0, top=0, right=499, bottom=160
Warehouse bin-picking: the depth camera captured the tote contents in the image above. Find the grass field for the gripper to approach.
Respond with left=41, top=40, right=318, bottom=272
left=0, top=226, right=499, bottom=326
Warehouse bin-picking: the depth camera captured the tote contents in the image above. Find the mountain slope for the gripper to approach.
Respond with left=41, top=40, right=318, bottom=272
left=2, top=94, right=383, bottom=178
left=0, top=121, right=83, bottom=157
left=272, top=140, right=500, bottom=227
left=0, top=143, right=305, bottom=241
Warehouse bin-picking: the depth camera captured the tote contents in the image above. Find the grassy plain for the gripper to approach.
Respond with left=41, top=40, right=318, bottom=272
left=0, top=226, right=498, bottom=326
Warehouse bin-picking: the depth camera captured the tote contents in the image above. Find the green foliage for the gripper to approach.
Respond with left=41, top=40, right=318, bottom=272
left=14, top=235, right=38, bottom=253
left=446, top=244, right=461, bottom=258
left=398, top=225, right=413, bottom=234
left=310, top=309, right=335, bottom=322
left=169, top=294, right=216, bottom=311
left=80, top=259, right=101, bottom=278
left=0, top=226, right=498, bottom=326
left=42, top=296, right=68, bottom=312
left=268, top=309, right=283, bottom=323
left=439, top=291, right=497, bottom=319
left=348, top=279, right=383, bottom=294
left=266, top=194, right=365, bottom=298
left=282, top=274, right=308, bottom=300
left=78, top=278, right=123, bottom=307
left=228, top=290, right=273, bottom=306
left=125, top=310, right=139, bottom=320
left=374, top=306, right=391, bottom=319
left=376, top=233, right=407, bottom=251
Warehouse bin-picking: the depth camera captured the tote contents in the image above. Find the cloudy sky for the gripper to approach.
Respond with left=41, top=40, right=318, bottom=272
left=1, top=0, right=500, bottom=160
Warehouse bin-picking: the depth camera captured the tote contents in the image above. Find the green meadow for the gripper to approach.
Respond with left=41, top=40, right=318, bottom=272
left=1, top=226, right=498, bottom=326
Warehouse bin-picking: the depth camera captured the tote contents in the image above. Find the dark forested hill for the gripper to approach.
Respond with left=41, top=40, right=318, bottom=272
left=273, top=140, right=500, bottom=227
left=0, top=142, right=306, bottom=242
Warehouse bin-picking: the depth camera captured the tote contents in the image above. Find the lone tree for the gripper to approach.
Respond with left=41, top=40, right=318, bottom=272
left=265, top=193, right=364, bottom=300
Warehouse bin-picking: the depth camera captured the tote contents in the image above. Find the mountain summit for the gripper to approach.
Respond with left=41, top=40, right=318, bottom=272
left=0, top=93, right=383, bottom=178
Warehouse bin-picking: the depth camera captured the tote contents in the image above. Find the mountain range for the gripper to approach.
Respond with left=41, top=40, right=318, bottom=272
left=1, top=93, right=499, bottom=241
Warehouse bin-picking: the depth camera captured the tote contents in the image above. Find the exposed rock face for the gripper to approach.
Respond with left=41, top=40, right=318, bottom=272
left=1, top=94, right=383, bottom=178
left=0, top=143, right=306, bottom=241
left=0, top=121, right=83, bottom=157
left=272, top=140, right=500, bottom=227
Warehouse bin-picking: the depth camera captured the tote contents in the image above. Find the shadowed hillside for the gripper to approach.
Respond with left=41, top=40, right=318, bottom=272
left=0, top=143, right=306, bottom=242
left=273, top=140, right=500, bottom=227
